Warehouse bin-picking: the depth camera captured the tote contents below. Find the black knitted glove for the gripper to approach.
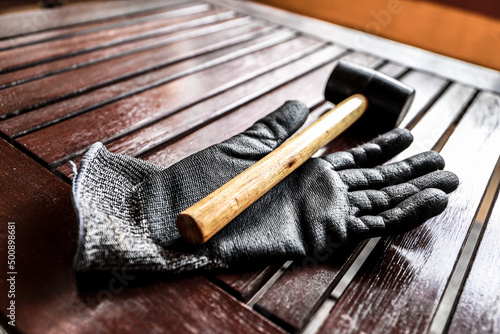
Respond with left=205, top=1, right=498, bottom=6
left=72, top=101, right=458, bottom=274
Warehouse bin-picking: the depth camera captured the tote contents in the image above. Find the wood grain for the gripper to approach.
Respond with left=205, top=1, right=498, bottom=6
left=0, top=3, right=216, bottom=72
left=318, top=91, right=500, bottom=334
left=0, top=11, right=241, bottom=89
left=0, top=1, right=196, bottom=51
left=250, top=61, right=458, bottom=333
left=0, top=0, right=198, bottom=39
left=17, top=34, right=320, bottom=166
left=141, top=53, right=376, bottom=168
left=213, top=264, right=284, bottom=301
left=448, top=185, right=500, bottom=334
left=0, top=16, right=259, bottom=117
left=397, top=70, right=449, bottom=128
left=0, top=137, right=285, bottom=334
left=0, top=20, right=272, bottom=137
left=54, top=44, right=348, bottom=178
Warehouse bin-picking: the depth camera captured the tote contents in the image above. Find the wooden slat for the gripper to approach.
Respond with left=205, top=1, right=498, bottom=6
left=0, top=0, right=195, bottom=39
left=54, top=43, right=347, bottom=178
left=397, top=82, right=476, bottom=160
left=0, top=3, right=213, bottom=72
left=0, top=11, right=240, bottom=89
left=375, top=62, right=407, bottom=78
left=0, top=20, right=273, bottom=137
left=318, top=91, right=500, bottom=334
left=253, top=248, right=355, bottom=332
left=141, top=52, right=378, bottom=168
left=250, top=63, right=453, bottom=333
left=447, top=185, right=500, bottom=334
left=0, top=137, right=285, bottom=334
left=397, top=71, right=449, bottom=128
left=0, top=1, right=205, bottom=51
left=0, top=16, right=259, bottom=116
left=16, top=33, right=321, bottom=166
left=206, top=0, right=500, bottom=94
left=213, top=264, right=284, bottom=302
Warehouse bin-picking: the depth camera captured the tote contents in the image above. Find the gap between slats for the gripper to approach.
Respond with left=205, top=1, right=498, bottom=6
left=0, top=2, right=213, bottom=74
left=0, top=0, right=202, bottom=51
left=15, top=33, right=329, bottom=168
left=54, top=43, right=348, bottom=179
left=299, top=81, right=477, bottom=334
left=245, top=64, right=452, bottom=333
left=0, top=0, right=200, bottom=42
left=429, top=157, right=500, bottom=334
left=0, top=10, right=244, bottom=90
left=314, top=91, right=500, bottom=334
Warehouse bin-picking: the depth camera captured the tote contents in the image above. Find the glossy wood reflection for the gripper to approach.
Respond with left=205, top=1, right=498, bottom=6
left=448, top=185, right=500, bottom=334
left=17, top=33, right=319, bottom=165
left=1, top=0, right=500, bottom=333
left=0, top=11, right=241, bottom=89
left=318, top=92, right=500, bottom=334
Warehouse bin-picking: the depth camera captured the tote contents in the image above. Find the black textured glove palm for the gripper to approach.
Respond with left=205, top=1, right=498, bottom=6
left=72, top=101, right=458, bottom=274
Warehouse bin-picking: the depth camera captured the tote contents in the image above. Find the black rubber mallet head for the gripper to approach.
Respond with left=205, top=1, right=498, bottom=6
left=325, top=60, right=415, bottom=133
left=177, top=61, right=416, bottom=244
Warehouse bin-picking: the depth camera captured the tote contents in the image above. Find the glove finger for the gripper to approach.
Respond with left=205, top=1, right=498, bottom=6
left=338, top=150, right=445, bottom=190
left=348, top=170, right=458, bottom=216
left=347, top=188, right=449, bottom=240
left=321, top=128, right=413, bottom=170
left=216, top=100, right=309, bottom=160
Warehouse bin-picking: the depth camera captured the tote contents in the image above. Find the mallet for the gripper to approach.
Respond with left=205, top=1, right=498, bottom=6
left=176, top=61, right=415, bottom=244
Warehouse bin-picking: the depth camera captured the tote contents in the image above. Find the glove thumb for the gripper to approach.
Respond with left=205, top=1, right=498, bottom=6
left=216, top=100, right=309, bottom=159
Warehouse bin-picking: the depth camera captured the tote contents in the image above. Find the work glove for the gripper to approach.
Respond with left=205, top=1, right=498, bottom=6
left=72, top=101, right=458, bottom=274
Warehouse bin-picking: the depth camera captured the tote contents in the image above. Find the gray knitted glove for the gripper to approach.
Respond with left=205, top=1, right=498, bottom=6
left=72, top=101, right=458, bottom=274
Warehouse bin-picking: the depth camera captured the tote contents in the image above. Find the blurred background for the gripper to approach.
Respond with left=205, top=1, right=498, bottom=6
left=254, top=0, right=500, bottom=71
left=1, top=0, right=499, bottom=70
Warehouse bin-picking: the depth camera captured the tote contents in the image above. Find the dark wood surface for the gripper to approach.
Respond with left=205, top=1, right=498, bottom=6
left=251, top=61, right=450, bottom=332
left=0, top=14, right=257, bottom=115
left=0, top=10, right=242, bottom=89
left=17, top=32, right=320, bottom=166
left=0, top=137, right=285, bottom=334
left=448, top=186, right=500, bottom=334
left=1, top=1, right=499, bottom=333
left=0, top=2, right=213, bottom=72
left=318, top=92, right=500, bottom=334
left=0, top=0, right=193, bottom=39
left=214, top=264, right=284, bottom=302
left=0, top=1, right=201, bottom=51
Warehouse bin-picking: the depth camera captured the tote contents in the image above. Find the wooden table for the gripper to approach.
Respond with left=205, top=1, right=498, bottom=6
left=1, top=1, right=499, bottom=333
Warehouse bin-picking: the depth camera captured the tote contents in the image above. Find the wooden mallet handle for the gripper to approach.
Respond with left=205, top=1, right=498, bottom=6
left=176, top=94, right=368, bottom=244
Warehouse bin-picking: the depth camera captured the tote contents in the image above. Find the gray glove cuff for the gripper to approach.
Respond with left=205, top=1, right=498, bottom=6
left=72, top=143, right=228, bottom=273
